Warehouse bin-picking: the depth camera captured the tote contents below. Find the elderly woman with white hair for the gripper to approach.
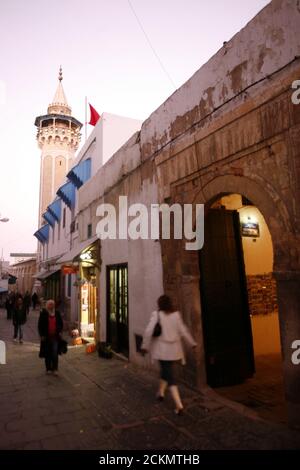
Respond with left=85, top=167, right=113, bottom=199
left=38, top=299, right=63, bottom=375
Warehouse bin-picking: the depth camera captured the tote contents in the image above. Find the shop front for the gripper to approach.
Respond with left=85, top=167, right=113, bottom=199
left=58, top=237, right=100, bottom=340
left=35, top=267, right=61, bottom=306
left=79, top=263, right=98, bottom=337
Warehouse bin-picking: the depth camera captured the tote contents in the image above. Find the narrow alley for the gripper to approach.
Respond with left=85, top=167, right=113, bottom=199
left=0, top=308, right=300, bottom=450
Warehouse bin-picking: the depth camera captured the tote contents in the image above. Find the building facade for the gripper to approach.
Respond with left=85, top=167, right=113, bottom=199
left=75, top=0, right=300, bottom=426
left=34, top=72, right=142, bottom=331
left=9, top=257, right=37, bottom=295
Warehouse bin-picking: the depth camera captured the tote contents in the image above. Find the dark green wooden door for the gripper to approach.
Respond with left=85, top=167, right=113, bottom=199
left=199, top=209, right=255, bottom=387
left=107, top=264, right=129, bottom=357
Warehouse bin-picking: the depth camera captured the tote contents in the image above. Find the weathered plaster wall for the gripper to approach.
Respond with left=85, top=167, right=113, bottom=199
left=141, top=0, right=300, bottom=421
left=140, top=0, right=300, bottom=160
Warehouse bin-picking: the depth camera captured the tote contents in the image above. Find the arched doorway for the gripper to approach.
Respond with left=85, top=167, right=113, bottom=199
left=199, top=192, right=286, bottom=423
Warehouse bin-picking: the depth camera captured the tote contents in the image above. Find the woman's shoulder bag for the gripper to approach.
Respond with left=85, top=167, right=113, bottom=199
left=152, top=311, right=162, bottom=338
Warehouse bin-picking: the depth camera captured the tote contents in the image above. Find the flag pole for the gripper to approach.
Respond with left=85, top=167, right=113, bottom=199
left=85, top=96, right=88, bottom=142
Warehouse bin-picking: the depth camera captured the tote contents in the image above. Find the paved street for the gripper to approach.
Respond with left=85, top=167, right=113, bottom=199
left=0, top=308, right=300, bottom=450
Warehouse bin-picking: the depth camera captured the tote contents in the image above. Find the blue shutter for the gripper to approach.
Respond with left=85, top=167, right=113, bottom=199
left=34, top=224, right=50, bottom=244
left=43, top=210, right=56, bottom=227
left=48, top=198, right=62, bottom=222
left=67, top=158, right=91, bottom=189
left=56, top=182, right=76, bottom=209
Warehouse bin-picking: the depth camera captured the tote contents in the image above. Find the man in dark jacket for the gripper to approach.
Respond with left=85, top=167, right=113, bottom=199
left=12, top=297, right=27, bottom=343
left=38, top=299, right=63, bottom=375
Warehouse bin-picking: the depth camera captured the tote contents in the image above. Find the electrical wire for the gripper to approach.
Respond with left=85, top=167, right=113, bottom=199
left=127, top=0, right=177, bottom=90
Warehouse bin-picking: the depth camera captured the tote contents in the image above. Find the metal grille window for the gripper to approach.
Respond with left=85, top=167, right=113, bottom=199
left=87, top=223, right=92, bottom=239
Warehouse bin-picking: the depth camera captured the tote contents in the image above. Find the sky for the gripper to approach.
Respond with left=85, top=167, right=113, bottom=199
left=0, top=0, right=270, bottom=261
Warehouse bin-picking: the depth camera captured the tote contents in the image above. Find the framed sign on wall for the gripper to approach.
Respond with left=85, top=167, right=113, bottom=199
left=241, top=221, right=260, bottom=238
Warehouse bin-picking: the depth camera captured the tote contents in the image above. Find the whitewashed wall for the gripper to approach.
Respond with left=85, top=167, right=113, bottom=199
left=78, top=132, right=164, bottom=363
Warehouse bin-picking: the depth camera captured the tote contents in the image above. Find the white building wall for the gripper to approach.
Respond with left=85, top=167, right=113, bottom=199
left=78, top=132, right=164, bottom=363
left=101, top=113, right=142, bottom=165
left=46, top=201, right=72, bottom=260
left=72, top=124, right=102, bottom=178
left=72, top=112, right=142, bottom=176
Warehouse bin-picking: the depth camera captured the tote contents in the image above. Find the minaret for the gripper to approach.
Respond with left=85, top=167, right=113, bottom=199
left=35, top=67, right=82, bottom=226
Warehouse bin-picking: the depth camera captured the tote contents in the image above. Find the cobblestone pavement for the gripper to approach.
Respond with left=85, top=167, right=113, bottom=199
left=217, top=353, right=287, bottom=425
left=1, top=308, right=300, bottom=450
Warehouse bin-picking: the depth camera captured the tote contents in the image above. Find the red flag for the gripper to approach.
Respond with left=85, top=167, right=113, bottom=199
left=88, top=103, right=100, bottom=126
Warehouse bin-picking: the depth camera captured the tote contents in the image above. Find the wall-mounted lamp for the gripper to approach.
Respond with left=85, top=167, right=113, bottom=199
left=80, top=251, right=92, bottom=261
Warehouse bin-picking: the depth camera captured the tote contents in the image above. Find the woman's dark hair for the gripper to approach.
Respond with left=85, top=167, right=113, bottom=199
left=157, top=295, right=174, bottom=313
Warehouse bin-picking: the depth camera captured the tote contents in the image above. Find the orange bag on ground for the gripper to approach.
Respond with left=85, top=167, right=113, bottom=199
left=86, top=343, right=96, bottom=354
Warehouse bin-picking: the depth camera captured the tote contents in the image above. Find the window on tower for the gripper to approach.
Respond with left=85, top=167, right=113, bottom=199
left=63, top=208, right=66, bottom=228
left=87, top=223, right=92, bottom=239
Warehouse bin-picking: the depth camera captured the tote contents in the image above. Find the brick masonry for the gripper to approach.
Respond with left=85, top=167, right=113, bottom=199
left=246, top=273, right=278, bottom=316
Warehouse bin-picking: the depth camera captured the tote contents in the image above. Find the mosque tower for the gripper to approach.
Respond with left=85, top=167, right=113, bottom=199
left=35, top=67, right=82, bottom=226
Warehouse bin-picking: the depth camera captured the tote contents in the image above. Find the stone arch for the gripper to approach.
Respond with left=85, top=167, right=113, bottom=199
left=191, top=174, right=294, bottom=273
left=185, top=173, right=300, bottom=425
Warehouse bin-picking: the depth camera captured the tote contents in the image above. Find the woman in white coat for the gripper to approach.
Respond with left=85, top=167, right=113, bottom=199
left=141, top=295, right=197, bottom=414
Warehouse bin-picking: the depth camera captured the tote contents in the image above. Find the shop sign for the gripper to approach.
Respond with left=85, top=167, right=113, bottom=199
left=62, top=266, right=78, bottom=275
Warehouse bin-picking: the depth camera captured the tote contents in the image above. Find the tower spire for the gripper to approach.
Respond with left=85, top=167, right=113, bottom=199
left=47, top=66, right=71, bottom=115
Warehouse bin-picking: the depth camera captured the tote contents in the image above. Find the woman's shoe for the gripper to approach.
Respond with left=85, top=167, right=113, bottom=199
left=156, top=394, right=164, bottom=401
left=169, top=385, right=184, bottom=414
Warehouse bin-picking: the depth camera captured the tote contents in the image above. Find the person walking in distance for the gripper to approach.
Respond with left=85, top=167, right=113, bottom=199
left=32, top=292, right=38, bottom=310
left=12, top=297, right=27, bottom=343
left=141, top=295, right=197, bottom=415
left=23, top=291, right=31, bottom=316
left=38, top=299, right=63, bottom=375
